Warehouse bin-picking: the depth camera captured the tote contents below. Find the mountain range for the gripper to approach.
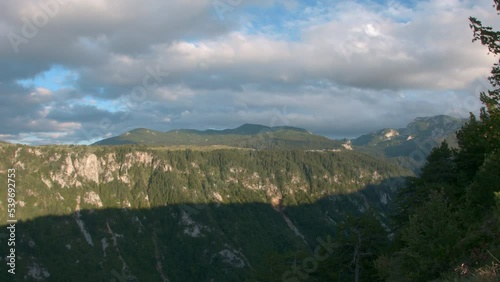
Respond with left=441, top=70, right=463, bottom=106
left=93, top=123, right=343, bottom=150
left=0, top=114, right=489, bottom=281
left=352, top=115, right=465, bottom=152
left=350, top=115, right=466, bottom=171
left=94, top=115, right=467, bottom=170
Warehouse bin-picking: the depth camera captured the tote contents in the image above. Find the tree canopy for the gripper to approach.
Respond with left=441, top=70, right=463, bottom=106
left=379, top=2, right=500, bottom=280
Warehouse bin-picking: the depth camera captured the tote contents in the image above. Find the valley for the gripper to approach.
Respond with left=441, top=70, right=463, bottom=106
left=0, top=114, right=497, bottom=281
left=2, top=1, right=500, bottom=280
left=0, top=145, right=410, bottom=281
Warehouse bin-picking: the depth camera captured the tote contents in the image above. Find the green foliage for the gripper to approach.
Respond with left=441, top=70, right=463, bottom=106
left=466, top=151, right=500, bottom=214
left=455, top=114, right=489, bottom=183
left=328, top=212, right=389, bottom=282
left=382, top=4, right=500, bottom=280
left=93, top=124, right=343, bottom=150
left=419, top=141, right=457, bottom=185
left=399, top=191, right=464, bottom=280
left=392, top=142, right=459, bottom=229
left=352, top=115, right=466, bottom=173
left=0, top=143, right=413, bottom=281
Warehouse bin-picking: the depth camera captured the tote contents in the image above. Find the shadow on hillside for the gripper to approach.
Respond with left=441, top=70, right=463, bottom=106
left=0, top=178, right=406, bottom=282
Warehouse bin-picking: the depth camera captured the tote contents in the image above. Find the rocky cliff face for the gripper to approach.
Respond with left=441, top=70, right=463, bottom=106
left=0, top=145, right=411, bottom=281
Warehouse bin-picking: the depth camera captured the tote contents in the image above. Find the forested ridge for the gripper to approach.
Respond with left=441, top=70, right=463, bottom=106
left=0, top=145, right=411, bottom=281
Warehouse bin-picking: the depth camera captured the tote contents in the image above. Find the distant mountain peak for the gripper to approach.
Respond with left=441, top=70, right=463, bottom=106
left=238, top=123, right=269, bottom=128
left=351, top=114, right=467, bottom=171
left=128, top=128, right=160, bottom=133
left=93, top=124, right=340, bottom=150
left=412, top=115, right=462, bottom=123
left=233, top=124, right=272, bottom=134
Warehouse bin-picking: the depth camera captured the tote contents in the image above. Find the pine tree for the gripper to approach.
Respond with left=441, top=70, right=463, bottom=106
left=469, top=0, right=500, bottom=154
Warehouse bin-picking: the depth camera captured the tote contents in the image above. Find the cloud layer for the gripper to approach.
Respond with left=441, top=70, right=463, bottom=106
left=1, top=0, right=499, bottom=144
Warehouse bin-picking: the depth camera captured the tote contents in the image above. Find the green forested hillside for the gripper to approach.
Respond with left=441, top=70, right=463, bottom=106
left=351, top=115, right=466, bottom=172
left=93, top=124, right=342, bottom=150
left=0, top=145, right=410, bottom=281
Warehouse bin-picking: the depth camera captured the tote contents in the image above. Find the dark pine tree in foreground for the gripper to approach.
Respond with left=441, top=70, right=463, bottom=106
left=376, top=1, right=500, bottom=281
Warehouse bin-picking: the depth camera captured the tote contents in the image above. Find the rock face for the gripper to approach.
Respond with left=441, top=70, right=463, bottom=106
left=0, top=145, right=411, bottom=281
left=383, top=129, right=400, bottom=140
left=40, top=151, right=170, bottom=189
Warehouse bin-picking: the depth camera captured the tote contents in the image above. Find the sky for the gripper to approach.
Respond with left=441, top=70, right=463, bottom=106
left=1, top=0, right=499, bottom=145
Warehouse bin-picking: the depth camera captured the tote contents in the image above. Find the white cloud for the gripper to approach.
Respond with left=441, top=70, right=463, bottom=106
left=0, top=0, right=499, bottom=144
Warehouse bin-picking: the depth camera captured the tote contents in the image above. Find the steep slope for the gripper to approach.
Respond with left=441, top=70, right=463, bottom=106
left=351, top=115, right=466, bottom=171
left=93, top=124, right=341, bottom=150
left=0, top=144, right=411, bottom=281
